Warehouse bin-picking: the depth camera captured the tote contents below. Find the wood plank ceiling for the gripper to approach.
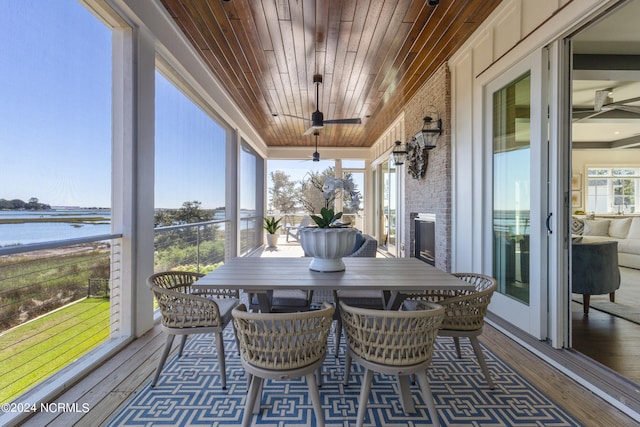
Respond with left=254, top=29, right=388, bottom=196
left=160, top=0, right=502, bottom=148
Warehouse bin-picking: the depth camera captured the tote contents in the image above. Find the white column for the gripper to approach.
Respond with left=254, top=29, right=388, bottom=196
left=112, top=26, right=156, bottom=338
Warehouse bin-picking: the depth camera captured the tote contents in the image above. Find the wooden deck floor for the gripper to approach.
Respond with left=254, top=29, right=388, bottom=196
left=15, top=240, right=640, bottom=426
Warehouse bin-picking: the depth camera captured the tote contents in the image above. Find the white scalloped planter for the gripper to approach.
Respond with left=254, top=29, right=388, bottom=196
left=299, top=227, right=357, bottom=272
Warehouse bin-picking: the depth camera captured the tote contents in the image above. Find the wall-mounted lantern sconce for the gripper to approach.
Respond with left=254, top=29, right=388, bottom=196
left=413, top=114, right=442, bottom=150
left=392, top=111, right=443, bottom=179
left=391, top=140, right=408, bottom=165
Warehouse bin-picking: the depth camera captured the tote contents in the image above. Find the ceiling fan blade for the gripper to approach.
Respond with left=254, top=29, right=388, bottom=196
left=274, top=113, right=310, bottom=121
left=606, top=95, right=640, bottom=107
left=572, top=109, right=605, bottom=122
left=323, top=118, right=362, bottom=125
left=303, top=126, right=319, bottom=135
left=612, top=105, right=640, bottom=115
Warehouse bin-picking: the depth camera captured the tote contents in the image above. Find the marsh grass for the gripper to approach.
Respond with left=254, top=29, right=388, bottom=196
left=0, top=247, right=111, bottom=331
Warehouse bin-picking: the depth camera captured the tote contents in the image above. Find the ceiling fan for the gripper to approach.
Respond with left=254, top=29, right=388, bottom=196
left=573, top=89, right=640, bottom=121
left=303, top=74, right=362, bottom=135
left=274, top=74, right=362, bottom=135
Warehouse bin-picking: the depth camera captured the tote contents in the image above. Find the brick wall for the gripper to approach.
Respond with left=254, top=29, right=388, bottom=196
left=403, top=64, right=451, bottom=271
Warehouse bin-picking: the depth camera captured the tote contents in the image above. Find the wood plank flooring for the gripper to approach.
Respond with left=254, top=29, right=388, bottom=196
left=572, top=301, right=640, bottom=384
left=571, top=266, right=640, bottom=384
left=481, top=325, right=638, bottom=427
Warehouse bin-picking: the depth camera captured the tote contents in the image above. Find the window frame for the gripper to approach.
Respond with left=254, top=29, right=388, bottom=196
left=586, top=166, right=640, bottom=214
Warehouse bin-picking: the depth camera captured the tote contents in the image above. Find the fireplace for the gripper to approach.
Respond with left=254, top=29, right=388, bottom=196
left=414, top=213, right=436, bottom=266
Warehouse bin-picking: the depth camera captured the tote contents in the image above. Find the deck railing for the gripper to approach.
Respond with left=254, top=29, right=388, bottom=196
left=0, top=236, right=121, bottom=403
left=0, top=218, right=251, bottom=404
left=153, top=219, right=229, bottom=273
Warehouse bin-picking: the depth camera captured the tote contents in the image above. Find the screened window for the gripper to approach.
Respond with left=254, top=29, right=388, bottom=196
left=240, top=141, right=261, bottom=254
left=0, top=0, right=113, bottom=403
left=0, top=1, right=112, bottom=244
left=154, top=71, right=227, bottom=271
left=342, top=170, right=365, bottom=230
left=587, top=167, right=640, bottom=214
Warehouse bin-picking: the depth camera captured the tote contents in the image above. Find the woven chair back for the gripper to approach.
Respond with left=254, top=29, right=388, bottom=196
left=149, top=270, right=238, bottom=299
left=404, top=273, right=497, bottom=331
left=232, top=302, right=334, bottom=370
left=339, top=301, right=444, bottom=366
left=147, top=271, right=225, bottom=329
left=149, top=271, right=204, bottom=291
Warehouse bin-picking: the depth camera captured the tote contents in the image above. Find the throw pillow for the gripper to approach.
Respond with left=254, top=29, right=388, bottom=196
left=627, top=218, right=640, bottom=239
left=583, top=219, right=610, bottom=236
left=570, top=216, right=584, bottom=235
left=350, top=232, right=363, bottom=254
left=609, top=218, right=632, bottom=239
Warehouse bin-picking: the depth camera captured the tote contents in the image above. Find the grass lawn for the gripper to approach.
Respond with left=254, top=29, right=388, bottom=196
left=0, top=298, right=110, bottom=403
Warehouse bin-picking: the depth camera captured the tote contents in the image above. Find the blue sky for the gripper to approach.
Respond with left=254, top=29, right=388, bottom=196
left=155, top=73, right=227, bottom=210
left=1, top=1, right=112, bottom=207
left=1, top=1, right=227, bottom=210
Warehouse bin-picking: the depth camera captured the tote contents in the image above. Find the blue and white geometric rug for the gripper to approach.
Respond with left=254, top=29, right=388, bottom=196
left=108, top=325, right=582, bottom=426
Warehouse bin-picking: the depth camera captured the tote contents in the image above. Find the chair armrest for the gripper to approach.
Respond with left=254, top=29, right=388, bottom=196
left=349, top=234, right=378, bottom=257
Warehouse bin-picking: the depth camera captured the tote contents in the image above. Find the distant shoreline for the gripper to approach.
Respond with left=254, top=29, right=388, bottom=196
left=0, top=217, right=110, bottom=225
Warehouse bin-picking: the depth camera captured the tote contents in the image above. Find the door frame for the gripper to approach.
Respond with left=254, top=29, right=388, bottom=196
left=548, top=38, right=572, bottom=349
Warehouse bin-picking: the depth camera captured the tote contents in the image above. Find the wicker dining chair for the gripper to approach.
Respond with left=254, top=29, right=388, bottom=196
left=339, top=300, right=445, bottom=427
left=404, top=272, right=498, bottom=389
left=330, top=234, right=384, bottom=356
left=331, top=289, right=385, bottom=356
left=147, top=271, right=240, bottom=389
left=232, top=302, right=335, bottom=427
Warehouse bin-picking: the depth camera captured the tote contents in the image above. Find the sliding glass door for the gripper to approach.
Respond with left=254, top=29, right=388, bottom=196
left=486, top=50, right=548, bottom=338
left=382, top=160, right=397, bottom=255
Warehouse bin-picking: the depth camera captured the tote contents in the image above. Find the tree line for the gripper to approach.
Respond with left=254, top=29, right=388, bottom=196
left=153, top=201, right=225, bottom=272
left=0, top=197, right=51, bottom=210
left=269, top=166, right=360, bottom=215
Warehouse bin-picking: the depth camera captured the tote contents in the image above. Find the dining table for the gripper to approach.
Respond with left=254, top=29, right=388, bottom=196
left=193, top=256, right=473, bottom=309
left=193, top=256, right=474, bottom=413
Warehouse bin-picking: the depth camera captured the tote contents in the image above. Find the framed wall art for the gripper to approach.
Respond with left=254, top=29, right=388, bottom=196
left=571, top=191, right=582, bottom=208
left=571, top=173, right=581, bottom=191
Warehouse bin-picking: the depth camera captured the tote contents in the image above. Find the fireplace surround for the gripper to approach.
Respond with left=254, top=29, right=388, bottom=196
left=414, top=213, right=436, bottom=266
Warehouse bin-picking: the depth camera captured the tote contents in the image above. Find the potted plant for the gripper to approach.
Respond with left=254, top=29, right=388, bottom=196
left=299, top=176, right=362, bottom=271
left=263, top=216, right=282, bottom=248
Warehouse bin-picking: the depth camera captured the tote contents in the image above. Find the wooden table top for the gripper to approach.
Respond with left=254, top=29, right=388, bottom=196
left=193, top=257, right=473, bottom=292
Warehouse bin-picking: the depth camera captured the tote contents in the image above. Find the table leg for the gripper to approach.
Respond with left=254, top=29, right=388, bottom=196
left=257, top=293, right=271, bottom=312
left=386, top=291, right=406, bottom=310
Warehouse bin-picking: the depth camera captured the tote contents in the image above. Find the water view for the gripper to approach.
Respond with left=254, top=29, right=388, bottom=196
left=0, top=209, right=237, bottom=248
left=0, top=210, right=111, bottom=247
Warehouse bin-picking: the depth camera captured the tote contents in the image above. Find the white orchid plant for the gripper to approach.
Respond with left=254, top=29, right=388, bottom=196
left=310, top=175, right=362, bottom=228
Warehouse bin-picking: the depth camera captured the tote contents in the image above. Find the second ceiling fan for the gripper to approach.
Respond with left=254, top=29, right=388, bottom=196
left=573, top=88, right=640, bottom=121
left=302, top=74, right=361, bottom=135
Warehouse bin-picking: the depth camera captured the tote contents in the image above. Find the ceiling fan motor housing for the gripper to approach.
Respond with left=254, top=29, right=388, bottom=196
left=311, top=110, right=324, bottom=128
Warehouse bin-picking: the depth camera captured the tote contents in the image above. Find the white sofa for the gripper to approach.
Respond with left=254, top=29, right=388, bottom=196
left=573, top=216, right=640, bottom=269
